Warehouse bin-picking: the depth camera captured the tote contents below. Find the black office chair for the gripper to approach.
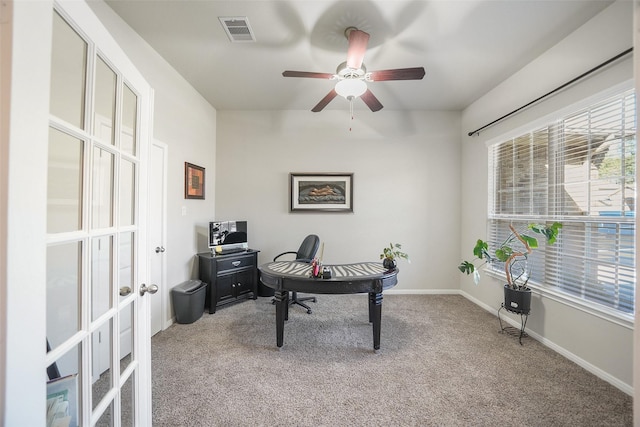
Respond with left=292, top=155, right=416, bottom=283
left=272, top=234, right=320, bottom=314
left=223, top=231, right=247, bottom=244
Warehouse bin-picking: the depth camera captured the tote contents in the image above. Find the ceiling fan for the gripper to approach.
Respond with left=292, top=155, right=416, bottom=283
left=283, top=27, right=426, bottom=112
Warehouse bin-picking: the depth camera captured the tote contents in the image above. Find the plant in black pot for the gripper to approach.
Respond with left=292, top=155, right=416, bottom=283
left=458, top=222, right=561, bottom=314
left=380, top=243, right=409, bottom=271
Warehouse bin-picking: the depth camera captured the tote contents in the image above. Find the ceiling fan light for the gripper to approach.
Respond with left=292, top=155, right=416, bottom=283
left=335, top=79, right=367, bottom=99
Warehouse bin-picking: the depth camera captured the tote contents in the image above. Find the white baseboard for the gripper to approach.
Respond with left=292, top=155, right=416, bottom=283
left=164, top=318, right=174, bottom=330
left=385, top=288, right=460, bottom=295
left=458, top=290, right=633, bottom=396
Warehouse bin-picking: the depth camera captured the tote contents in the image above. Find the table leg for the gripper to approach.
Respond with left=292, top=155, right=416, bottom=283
left=369, top=292, right=383, bottom=350
left=274, top=291, right=288, bottom=348
left=284, top=290, right=289, bottom=321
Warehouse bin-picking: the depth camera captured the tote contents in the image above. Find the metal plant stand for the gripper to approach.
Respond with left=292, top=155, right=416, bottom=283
left=498, top=303, right=529, bottom=345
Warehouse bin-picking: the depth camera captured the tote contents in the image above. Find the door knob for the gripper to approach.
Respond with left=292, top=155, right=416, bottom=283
left=155, top=246, right=165, bottom=253
left=140, top=283, right=159, bottom=296
left=119, top=286, right=132, bottom=296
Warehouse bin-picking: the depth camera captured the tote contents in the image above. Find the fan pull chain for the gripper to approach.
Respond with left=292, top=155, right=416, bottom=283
left=349, top=97, right=354, bottom=131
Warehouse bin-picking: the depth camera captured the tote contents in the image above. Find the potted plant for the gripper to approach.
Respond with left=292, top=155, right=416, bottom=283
left=458, top=222, right=561, bottom=314
left=380, top=243, right=409, bottom=271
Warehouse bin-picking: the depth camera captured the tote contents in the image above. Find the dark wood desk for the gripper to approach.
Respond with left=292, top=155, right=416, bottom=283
left=258, top=261, right=398, bottom=350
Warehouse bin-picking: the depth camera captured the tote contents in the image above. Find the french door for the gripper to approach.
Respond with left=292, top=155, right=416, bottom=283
left=45, top=3, right=153, bottom=426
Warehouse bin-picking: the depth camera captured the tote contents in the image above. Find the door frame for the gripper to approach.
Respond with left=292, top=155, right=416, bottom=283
left=3, top=1, right=53, bottom=425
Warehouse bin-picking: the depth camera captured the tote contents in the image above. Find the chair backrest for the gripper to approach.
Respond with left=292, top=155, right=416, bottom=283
left=223, top=231, right=247, bottom=244
left=296, top=234, right=320, bottom=262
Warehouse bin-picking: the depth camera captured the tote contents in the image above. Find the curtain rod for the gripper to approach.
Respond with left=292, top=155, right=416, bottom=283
left=467, top=47, right=633, bottom=137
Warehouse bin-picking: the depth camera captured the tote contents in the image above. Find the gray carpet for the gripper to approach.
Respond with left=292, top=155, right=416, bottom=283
left=151, top=294, right=632, bottom=426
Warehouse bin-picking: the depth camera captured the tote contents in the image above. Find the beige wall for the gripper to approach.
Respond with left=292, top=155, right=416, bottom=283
left=216, top=109, right=462, bottom=292
left=461, top=0, right=634, bottom=392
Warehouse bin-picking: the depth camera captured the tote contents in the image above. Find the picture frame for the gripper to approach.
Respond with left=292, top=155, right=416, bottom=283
left=290, top=173, right=353, bottom=212
left=185, top=162, right=205, bottom=199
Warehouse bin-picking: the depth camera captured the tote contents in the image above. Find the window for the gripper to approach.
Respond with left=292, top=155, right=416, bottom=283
left=488, top=89, right=635, bottom=315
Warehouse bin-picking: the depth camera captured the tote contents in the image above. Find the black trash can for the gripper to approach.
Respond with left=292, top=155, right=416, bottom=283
left=257, top=271, right=274, bottom=297
left=171, top=280, right=207, bottom=324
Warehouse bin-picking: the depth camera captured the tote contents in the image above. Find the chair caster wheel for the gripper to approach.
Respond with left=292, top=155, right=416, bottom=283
left=307, top=310, right=312, bottom=314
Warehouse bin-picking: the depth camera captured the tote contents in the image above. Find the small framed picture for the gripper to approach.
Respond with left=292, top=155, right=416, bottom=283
left=185, top=162, right=205, bottom=199
left=290, top=173, right=353, bottom=212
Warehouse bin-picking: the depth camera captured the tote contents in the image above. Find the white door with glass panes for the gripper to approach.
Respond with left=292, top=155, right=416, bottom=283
left=46, top=3, right=154, bottom=426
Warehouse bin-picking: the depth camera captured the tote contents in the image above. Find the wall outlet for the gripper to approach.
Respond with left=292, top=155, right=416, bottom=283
left=181, top=206, right=187, bottom=216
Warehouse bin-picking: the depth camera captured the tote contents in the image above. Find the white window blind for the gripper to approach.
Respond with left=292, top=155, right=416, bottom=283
left=488, top=90, right=635, bottom=315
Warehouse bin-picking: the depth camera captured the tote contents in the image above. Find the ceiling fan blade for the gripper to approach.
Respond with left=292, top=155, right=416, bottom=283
left=283, top=71, right=334, bottom=79
left=368, top=67, right=426, bottom=81
left=360, top=89, right=383, bottom=112
left=346, top=29, right=370, bottom=70
left=311, top=89, right=338, bottom=112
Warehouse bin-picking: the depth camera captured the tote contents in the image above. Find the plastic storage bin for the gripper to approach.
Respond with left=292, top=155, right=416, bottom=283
left=171, top=279, right=207, bottom=324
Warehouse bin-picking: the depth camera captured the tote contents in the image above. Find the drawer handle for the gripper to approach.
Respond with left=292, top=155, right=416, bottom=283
left=232, top=261, right=241, bottom=267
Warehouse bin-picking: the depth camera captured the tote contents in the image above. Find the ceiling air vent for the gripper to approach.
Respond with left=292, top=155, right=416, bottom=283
left=219, top=16, right=255, bottom=42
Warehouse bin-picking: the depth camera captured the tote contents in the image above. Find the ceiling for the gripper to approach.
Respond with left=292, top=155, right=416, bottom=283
left=104, top=0, right=614, bottom=112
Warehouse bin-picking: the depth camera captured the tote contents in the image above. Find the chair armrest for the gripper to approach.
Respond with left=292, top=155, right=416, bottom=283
left=273, top=251, right=297, bottom=261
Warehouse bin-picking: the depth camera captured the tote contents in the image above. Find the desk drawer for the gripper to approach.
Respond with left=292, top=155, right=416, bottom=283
left=217, top=254, right=254, bottom=271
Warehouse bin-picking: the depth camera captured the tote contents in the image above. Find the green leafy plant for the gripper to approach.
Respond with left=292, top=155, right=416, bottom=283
left=459, top=222, right=561, bottom=289
left=380, top=243, right=410, bottom=262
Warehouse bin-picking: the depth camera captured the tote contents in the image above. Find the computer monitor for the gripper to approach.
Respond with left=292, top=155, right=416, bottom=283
left=208, top=221, right=248, bottom=254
